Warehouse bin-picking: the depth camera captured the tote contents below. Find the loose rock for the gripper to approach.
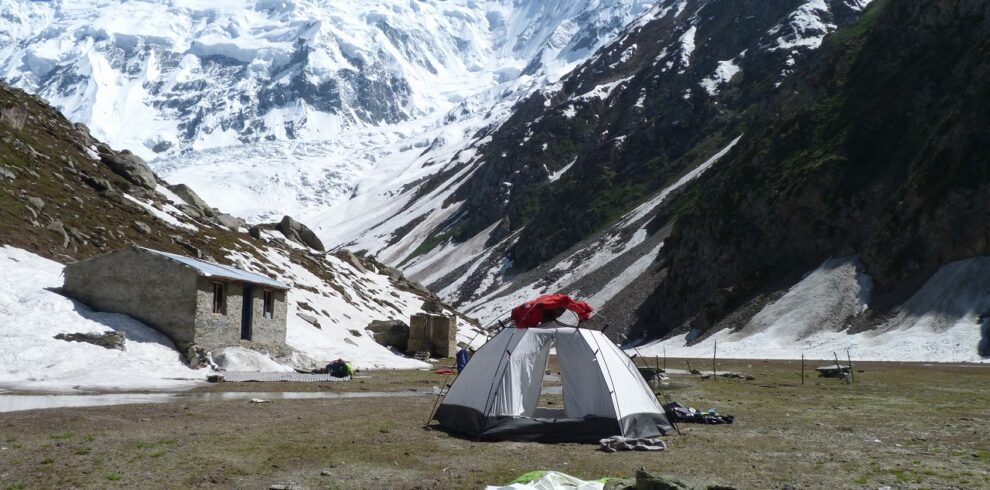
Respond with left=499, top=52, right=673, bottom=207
left=54, top=331, right=126, bottom=350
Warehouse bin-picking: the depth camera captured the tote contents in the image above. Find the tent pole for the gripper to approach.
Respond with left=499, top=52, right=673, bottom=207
left=424, top=371, right=453, bottom=427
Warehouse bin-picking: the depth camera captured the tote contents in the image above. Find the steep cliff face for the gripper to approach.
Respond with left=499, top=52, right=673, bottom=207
left=637, top=0, right=990, bottom=338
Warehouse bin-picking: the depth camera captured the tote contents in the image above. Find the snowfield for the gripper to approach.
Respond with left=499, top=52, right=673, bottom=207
left=633, top=256, right=989, bottom=363
left=0, top=246, right=203, bottom=392
left=0, top=244, right=439, bottom=393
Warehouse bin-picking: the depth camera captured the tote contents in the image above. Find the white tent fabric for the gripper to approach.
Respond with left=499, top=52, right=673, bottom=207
left=434, top=323, right=671, bottom=442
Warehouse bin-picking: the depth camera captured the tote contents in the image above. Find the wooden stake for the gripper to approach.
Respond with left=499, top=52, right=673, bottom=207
left=846, top=349, right=854, bottom=383
left=663, top=346, right=667, bottom=371
left=712, top=340, right=718, bottom=381
left=835, top=352, right=850, bottom=384
left=801, top=354, right=805, bottom=385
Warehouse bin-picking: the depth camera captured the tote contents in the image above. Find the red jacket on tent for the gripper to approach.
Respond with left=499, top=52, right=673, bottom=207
left=511, top=294, right=594, bottom=328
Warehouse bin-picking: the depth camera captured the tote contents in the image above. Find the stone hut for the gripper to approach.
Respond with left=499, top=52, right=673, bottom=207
left=63, top=246, right=289, bottom=354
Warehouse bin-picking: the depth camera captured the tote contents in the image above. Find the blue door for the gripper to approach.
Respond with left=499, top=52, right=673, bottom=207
left=241, top=284, right=254, bottom=341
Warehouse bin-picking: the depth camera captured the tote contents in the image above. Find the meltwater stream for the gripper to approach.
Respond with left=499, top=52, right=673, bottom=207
left=0, top=390, right=433, bottom=413
left=0, top=386, right=565, bottom=413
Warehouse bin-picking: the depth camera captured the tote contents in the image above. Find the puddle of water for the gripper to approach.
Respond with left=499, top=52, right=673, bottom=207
left=0, top=390, right=432, bottom=413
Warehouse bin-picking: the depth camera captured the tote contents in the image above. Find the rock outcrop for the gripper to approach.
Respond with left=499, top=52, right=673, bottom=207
left=99, top=149, right=156, bottom=189
left=276, top=216, right=325, bottom=252
left=54, top=331, right=126, bottom=350
left=366, top=319, right=409, bottom=352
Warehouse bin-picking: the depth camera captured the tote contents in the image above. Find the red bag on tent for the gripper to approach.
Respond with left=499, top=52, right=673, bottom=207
left=511, top=294, right=593, bottom=328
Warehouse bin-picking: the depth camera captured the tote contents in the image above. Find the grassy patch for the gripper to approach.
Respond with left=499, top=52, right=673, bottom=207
left=0, top=360, right=986, bottom=488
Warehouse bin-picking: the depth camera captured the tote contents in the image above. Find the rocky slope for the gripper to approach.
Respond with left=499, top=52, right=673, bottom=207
left=0, top=81, right=471, bottom=370
left=352, top=0, right=873, bottom=317
left=326, top=0, right=988, bottom=361
left=637, top=0, right=990, bottom=341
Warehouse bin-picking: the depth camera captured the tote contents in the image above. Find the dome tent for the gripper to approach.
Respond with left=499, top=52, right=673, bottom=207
left=432, top=296, right=671, bottom=442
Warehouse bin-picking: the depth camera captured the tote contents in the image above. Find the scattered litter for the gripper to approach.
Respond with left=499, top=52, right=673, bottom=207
left=249, top=398, right=270, bottom=404
left=599, top=436, right=667, bottom=452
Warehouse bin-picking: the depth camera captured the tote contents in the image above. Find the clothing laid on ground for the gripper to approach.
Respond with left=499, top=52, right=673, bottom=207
left=663, top=402, right=734, bottom=424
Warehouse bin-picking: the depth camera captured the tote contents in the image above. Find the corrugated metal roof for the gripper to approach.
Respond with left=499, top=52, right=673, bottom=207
left=137, top=247, right=290, bottom=289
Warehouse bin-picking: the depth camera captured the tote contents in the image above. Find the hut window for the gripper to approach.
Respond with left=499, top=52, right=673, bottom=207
left=263, top=290, right=275, bottom=320
left=212, top=282, right=226, bottom=315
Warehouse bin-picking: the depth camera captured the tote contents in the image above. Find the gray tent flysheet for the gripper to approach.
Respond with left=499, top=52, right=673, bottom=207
left=433, top=323, right=672, bottom=442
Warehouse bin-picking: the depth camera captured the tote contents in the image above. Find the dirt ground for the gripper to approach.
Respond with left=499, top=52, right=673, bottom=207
left=0, top=359, right=987, bottom=489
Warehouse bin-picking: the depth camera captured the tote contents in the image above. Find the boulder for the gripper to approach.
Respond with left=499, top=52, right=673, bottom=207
left=167, top=184, right=214, bottom=217
left=25, top=196, right=44, bottom=210
left=133, top=221, right=152, bottom=234
left=54, top=331, right=126, bottom=351
left=46, top=220, right=70, bottom=248
left=276, top=215, right=325, bottom=251
left=333, top=250, right=368, bottom=273
left=422, top=298, right=444, bottom=314
left=100, top=150, right=156, bottom=189
left=176, top=203, right=204, bottom=219
left=297, top=312, right=321, bottom=329
left=81, top=174, right=112, bottom=192
left=366, top=320, right=409, bottom=352
left=216, top=213, right=246, bottom=230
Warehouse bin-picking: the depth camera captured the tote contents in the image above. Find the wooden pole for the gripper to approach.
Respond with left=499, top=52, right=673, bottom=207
left=801, top=354, right=805, bottom=385
left=835, top=352, right=850, bottom=384
left=663, top=346, right=667, bottom=372
left=846, top=349, right=854, bottom=383
left=712, top=340, right=718, bottom=381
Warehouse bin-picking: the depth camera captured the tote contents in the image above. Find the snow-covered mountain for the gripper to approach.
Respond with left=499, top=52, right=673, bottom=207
left=1, top=0, right=651, bottom=157
left=3, top=0, right=988, bottom=364
left=302, top=0, right=874, bottom=318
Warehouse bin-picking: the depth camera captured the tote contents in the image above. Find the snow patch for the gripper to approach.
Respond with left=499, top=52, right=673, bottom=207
left=699, top=59, right=741, bottom=96
left=0, top=246, right=204, bottom=392
left=636, top=256, right=989, bottom=362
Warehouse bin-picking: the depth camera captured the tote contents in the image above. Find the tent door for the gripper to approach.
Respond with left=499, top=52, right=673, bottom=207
left=241, top=285, right=254, bottom=340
